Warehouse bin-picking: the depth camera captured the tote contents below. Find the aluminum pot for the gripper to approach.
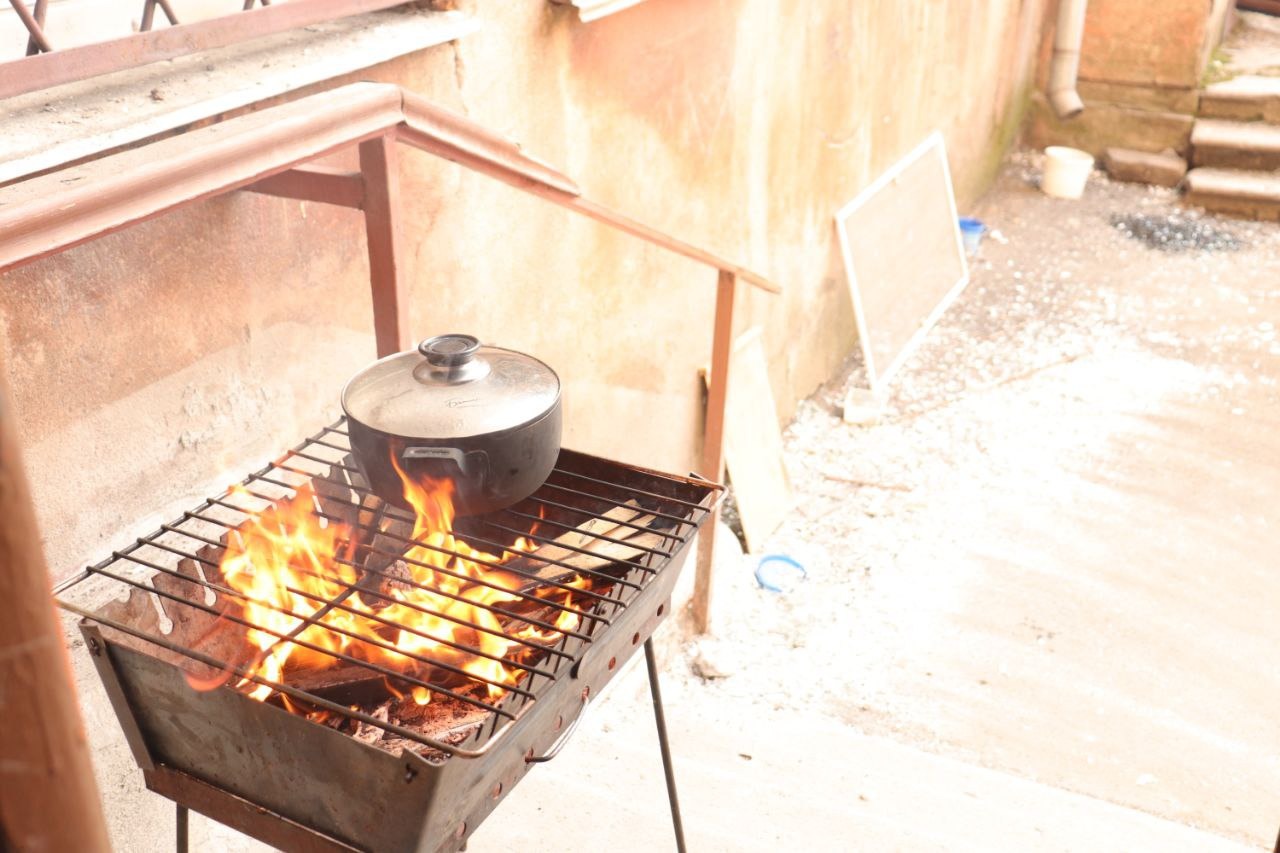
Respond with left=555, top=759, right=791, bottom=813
left=341, top=334, right=562, bottom=516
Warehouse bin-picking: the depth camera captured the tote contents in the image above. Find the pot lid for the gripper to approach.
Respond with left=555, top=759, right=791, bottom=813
left=341, top=334, right=560, bottom=440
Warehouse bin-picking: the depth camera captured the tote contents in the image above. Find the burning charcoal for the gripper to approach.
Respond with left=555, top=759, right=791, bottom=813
left=353, top=701, right=391, bottom=744
left=286, top=663, right=392, bottom=707
left=378, top=560, right=414, bottom=597
left=392, top=696, right=488, bottom=739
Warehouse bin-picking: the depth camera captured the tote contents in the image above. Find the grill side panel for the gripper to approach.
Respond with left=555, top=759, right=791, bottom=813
left=86, top=537, right=693, bottom=853
left=97, top=639, right=437, bottom=852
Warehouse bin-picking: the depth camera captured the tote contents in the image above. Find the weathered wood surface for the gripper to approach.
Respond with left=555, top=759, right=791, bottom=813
left=0, top=374, right=110, bottom=850
left=692, top=269, right=738, bottom=634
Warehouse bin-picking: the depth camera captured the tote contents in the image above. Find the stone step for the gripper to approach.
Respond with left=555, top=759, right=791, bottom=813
left=1184, top=167, right=1280, bottom=220
left=1200, top=75, right=1280, bottom=122
left=1190, top=118, right=1280, bottom=169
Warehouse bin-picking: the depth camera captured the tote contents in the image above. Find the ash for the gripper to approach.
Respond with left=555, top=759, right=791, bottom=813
left=1110, top=212, right=1243, bottom=253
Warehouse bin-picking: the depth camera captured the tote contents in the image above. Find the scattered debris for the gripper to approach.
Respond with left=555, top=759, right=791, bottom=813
left=1111, top=213, right=1243, bottom=253
left=687, top=639, right=737, bottom=681
left=842, top=387, right=885, bottom=425
left=820, top=474, right=911, bottom=492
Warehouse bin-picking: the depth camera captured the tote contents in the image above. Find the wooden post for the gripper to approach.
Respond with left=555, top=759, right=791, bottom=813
left=691, top=270, right=737, bottom=634
left=0, top=376, right=111, bottom=850
left=359, top=133, right=411, bottom=358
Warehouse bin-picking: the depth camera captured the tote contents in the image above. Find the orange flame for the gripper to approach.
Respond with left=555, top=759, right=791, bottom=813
left=190, top=458, right=587, bottom=714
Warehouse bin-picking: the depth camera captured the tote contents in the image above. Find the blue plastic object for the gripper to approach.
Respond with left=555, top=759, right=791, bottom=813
left=958, top=217, right=986, bottom=256
left=754, top=554, right=807, bottom=593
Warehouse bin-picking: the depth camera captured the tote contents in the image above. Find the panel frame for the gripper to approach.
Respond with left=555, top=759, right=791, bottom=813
left=835, top=131, right=970, bottom=392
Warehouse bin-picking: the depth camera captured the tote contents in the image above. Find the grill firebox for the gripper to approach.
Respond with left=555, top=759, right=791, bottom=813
left=56, top=418, right=718, bottom=852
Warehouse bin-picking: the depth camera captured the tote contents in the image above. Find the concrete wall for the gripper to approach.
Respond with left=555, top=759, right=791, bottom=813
left=1027, top=0, right=1236, bottom=155
left=1078, top=0, right=1225, bottom=88
left=1, top=0, right=1051, bottom=578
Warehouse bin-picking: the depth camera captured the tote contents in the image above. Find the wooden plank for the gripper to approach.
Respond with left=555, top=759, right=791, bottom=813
left=691, top=270, right=737, bottom=634
left=705, top=327, right=792, bottom=551
left=1239, top=0, right=1280, bottom=14
left=245, top=165, right=366, bottom=209
left=0, top=82, right=403, bottom=273
left=0, top=363, right=110, bottom=851
left=836, top=132, right=968, bottom=391
left=0, top=81, right=778, bottom=298
left=359, top=133, right=412, bottom=357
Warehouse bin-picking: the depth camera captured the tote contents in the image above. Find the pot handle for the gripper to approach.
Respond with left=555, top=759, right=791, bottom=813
left=417, top=334, right=490, bottom=384
left=401, top=446, right=490, bottom=484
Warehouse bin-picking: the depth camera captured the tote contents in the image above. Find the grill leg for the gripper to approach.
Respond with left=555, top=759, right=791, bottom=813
left=644, top=638, right=687, bottom=853
left=176, top=804, right=189, bottom=853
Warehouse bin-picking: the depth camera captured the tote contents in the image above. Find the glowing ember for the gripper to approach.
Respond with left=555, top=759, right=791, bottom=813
left=188, top=456, right=590, bottom=712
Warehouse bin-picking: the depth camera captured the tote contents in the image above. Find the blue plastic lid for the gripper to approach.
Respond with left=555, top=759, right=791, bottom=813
left=958, top=217, right=986, bottom=234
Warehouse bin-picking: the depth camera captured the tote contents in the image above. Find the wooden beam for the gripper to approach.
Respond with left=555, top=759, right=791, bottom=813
left=359, top=133, right=411, bottom=357
left=691, top=270, right=737, bottom=634
left=0, top=83, right=401, bottom=274
left=244, top=165, right=365, bottom=209
left=0, top=83, right=778, bottom=295
left=0, top=371, right=110, bottom=850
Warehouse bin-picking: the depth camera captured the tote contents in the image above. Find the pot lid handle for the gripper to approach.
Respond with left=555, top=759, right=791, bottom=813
left=419, top=334, right=481, bottom=367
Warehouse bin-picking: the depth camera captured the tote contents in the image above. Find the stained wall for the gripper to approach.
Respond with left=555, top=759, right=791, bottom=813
left=0, top=0, right=1051, bottom=576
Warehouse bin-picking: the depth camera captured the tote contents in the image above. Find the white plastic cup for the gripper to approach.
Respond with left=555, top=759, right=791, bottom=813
left=1042, top=146, right=1094, bottom=199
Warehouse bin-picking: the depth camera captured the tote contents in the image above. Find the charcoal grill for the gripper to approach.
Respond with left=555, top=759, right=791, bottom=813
left=55, top=417, right=719, bottom=852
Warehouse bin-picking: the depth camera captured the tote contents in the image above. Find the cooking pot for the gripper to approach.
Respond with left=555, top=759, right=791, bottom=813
left=341, top=334, right=562, bottom=516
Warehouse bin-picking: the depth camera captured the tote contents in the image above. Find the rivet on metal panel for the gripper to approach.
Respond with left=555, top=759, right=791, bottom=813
left=404, top=764, right=418, bottom=783
left=455, top=822, right=466, bottom=839
left=86, top=637, right=101, bottom=656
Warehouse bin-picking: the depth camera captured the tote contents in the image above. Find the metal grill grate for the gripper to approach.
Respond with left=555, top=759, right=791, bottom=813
left=56, top=417, right=715, bottom=759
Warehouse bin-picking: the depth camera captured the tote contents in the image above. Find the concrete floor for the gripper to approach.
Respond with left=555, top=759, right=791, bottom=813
left=64, top=159, right=1278, bottom=850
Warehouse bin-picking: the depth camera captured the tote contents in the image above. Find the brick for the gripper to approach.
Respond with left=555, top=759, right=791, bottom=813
left=1077, top=80, right=1199, bottom=115
left=1025, top=94, right=1195, bottom=158
left=1102, top=147, right=1188, bottom=187
left=1199, top=76, right=1280, bottom=123
left=1185, top=167, right=1280, bottom=221
left=1191, top=118, right=1280, bottom=170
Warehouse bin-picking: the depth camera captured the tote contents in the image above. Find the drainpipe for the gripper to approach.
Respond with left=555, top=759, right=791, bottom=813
left=1048, top=0, right=1088, bottom=119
